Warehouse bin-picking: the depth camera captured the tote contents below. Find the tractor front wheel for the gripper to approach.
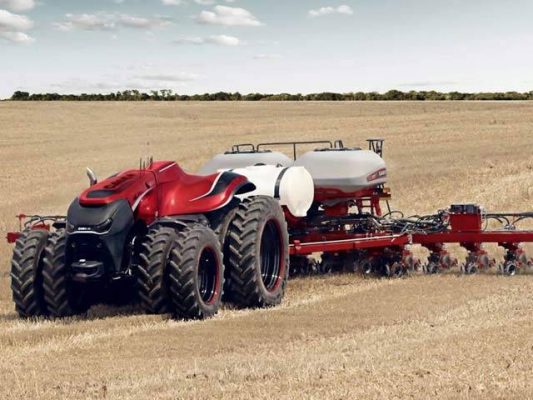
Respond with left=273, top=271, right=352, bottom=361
left=10, top=229, right=49, bottom=317
left=43, top=230, right=91, bottom=317
left=168, top=225, right=224, bottom=319
left=136, top=226, right=178, bottom=314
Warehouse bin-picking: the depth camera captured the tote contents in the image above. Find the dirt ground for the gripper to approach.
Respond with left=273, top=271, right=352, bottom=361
left=0, top=101, right=532, bottom=399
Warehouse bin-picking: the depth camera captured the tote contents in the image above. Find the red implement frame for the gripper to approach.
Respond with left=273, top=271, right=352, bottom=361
left=289, top=207, right=533, bottom=256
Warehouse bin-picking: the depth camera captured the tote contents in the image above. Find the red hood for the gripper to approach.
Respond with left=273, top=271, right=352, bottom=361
left=79, top=161, right=251, bottom=222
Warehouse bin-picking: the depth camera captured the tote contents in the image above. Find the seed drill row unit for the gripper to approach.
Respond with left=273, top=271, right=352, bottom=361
left=7, top=139, right=533, bottom=319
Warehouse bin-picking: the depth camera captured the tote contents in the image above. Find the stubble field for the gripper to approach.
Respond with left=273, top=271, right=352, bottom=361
left=0, top=101, right=532, bottom=399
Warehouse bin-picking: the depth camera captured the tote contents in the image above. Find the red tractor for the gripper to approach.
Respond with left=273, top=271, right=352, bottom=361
left=8, top=161, right=289, bottom=319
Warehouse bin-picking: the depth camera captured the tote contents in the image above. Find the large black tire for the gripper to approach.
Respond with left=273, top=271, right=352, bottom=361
left=136, top=226, right=178, bottom=314
left=168, top=225, right=224, bottom=319
left=226, top=196, right=289, bottom=308
left=10, top=229, right=49, bottom=317
left=211, top=205, right=239, bottom=299
left=43, top=230, right=91, bottom=317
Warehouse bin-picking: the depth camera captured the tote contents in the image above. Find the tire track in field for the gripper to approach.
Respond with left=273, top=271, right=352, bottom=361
left=0, top=276, right=398, bottom=360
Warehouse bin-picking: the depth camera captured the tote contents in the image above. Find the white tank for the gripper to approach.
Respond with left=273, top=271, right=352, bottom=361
left=231, top=165, right=314, bottom=217
left=294, top=149, right=387, bottom=192
left=199, top=151, right=293, bottom=175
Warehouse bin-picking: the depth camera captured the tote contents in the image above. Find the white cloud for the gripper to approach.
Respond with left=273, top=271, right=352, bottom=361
left=309, top=5, right=354, bottom=17
left=195, top=5, right=262, bottom=27
left=0, top=9, right=33, bottom=31
left=207, top=34, right=240, bottom=46
left=174, top=34, right=241, bottom=46
left=48, top=73, right=199, bottom=93
left=254, top=54, right=282, bottom=60
left=119, top=14, right=171, bottom=29
left=54, top=13, right=172, bottom=32
left=173, top=36, right=204, bottom=45
left=0, top=9, right=33, bottom=44
left=135, top=72, right=199, bottom=82
left=194, top=0, right=236, bottom=4
left=0, top=0, right=35, bottom=12
left=161, top=0, right=184, bottom=5
left=54, top=13, right=115, bottom=31
left=0, top=30, right=33, bottom=43
left=163, top=0, right=237, bottom=7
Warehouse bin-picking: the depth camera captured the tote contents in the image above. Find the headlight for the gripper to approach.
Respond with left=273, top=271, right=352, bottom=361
left=66, top=221, right=75, bottom=232
left=94, top=218, right=113, bottom=233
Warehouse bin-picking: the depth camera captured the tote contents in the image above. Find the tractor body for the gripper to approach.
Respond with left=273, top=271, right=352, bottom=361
left=8, top=160, right=291, bottom=319
left=65, top=161, right=250, bottom=283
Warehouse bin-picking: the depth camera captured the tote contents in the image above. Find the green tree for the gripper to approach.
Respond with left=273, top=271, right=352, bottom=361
left=11, top=91, right=30, bottom=100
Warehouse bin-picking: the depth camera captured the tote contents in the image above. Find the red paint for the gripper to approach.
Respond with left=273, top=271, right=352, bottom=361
left=6, top=232, right=20, bottom=243
left=449, top=212, right=482, bottom=232
left=78, top=161, right=248, bottom=223
left=290, top=234, right=410, bottom=255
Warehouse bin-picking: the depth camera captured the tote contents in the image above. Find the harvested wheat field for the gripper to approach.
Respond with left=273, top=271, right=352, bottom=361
left=0, top=101, right=532, bottom=400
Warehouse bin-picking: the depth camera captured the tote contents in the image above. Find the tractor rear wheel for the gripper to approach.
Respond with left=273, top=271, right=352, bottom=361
left=226, top=196, right=289, bottom=308
left=136, top=226, right=178, bottom=314
left=212, top=205, right=239, bottom=299
left=43, top=230, right=91, bottom=317
left=10, top=229, right=49, bottom=317
left=168, top=224, right=224, bottom=319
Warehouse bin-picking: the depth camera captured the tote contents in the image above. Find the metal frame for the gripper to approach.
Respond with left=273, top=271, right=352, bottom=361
left=256, top=140, right=334, bottom=160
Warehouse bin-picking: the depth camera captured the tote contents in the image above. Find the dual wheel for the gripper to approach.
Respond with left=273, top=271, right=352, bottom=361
left=136, top=224, right=224, bottom=319
left=10, top=229, right=90, bottom=318
left=137, top=196, right=289, bottom=319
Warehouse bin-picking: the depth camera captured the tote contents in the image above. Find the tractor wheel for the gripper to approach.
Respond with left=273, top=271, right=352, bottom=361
left=227, top=196, right=289, bottom=308
left=213, top=205, right=239, bottom=246
left=136, top=226, right=178, bottom=314
left=43, top=230, right=91, bottom=317
left=10, top=229, right=49, bottom=317
left=168, top=225, right=224, bottom=319
left=212, top=205, right=239, bottom=299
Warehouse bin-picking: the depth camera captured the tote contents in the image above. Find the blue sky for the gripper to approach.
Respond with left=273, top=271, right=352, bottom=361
left=0, top=0, right=532, bottom=98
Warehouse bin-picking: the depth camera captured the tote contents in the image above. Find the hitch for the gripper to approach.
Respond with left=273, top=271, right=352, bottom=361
left=6, top=214, right=65, bottom=244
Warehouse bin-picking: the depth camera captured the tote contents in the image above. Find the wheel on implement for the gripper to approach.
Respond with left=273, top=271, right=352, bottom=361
left=318, top=253, right=342, bottom=274
left=10, top=229, right=49, bottom=317
left=168, top=224, right=224, bottom=319
left=226, top=196, right=289, bottom=308
left=463, top=262, right=478, bottom=275
left=43, top=230, right=91, bottom=317
left=423, top=261, right=440, bottom=275
left=390, top=262, right=409, bottom=277
left=499, top=261, right=517, bottom=276
left=289, top=255, right=316, bottom=276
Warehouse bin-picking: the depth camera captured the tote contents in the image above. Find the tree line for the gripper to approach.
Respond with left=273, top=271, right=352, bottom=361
left=9, top=89, right=533, bottom=101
